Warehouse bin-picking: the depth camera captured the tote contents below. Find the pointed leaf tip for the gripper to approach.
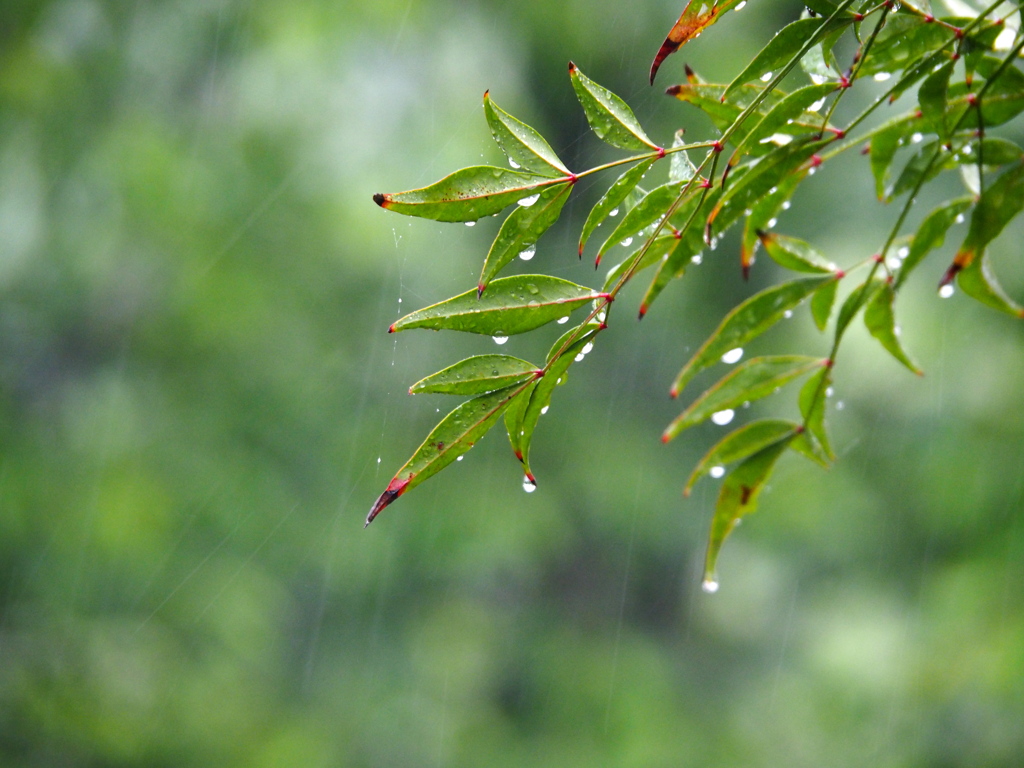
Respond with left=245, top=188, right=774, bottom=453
left=365, top=476, right=410, bottom=527
left=373, top=193, right=387, bottom=207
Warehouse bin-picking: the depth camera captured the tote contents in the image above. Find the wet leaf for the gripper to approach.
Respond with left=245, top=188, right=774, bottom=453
left=835, top=278, right=885, bottom=341
left=889, top=141, right=957, bottom=201
left=733, top=83, right=840, bottom=159
left=391, top=275, right=607, bottom=336
left=869, top=112, right=927, bottom=200
left=603, top=234, right=679, bottom=293
left=650, top=0, right=748, bottom=84
left=957, top=250, right=1024, bottom=317
left=799, top=366, right=834, bottom=461
left=703, top=435, right=795, bottom=585
left=669, top=129, right=700, bottom=183
left=664, top=356, right=824, bottom=442
left=570, top=62, right=659, bottom=151
left=484, top=91, right=570, bottom=177
left=756, top=232, right=835, bottom=274
left=895, top=196, right=972, bottom=289
left=579, top=158, right=657, bottom=257
left=367, top=384, right=527, bottom=525
left=685, top=419, right=801, bottom=496
left=374, top=166, right=554, bottom=222
left=597, top=181, right=694, bottom=264
left=479, top=183, right=572, bottom=292
left=810, top=275, right=841, bottom=331
left=919, top=59, right=956, bottom=139
left=671, top=275, right=834, bottom=397
left=864, top=283, right=924, bottom=374
left=740, top=171, right=807, bottom=277
left=409, top=355, right=542, bottom=396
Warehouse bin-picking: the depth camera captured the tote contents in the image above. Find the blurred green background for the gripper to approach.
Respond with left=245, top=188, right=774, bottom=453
left=1, top=0, right=1023, bottom=765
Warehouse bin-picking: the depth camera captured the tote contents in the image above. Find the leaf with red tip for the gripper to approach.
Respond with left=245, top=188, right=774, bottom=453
left=864, top=284, right=924, bottom=375
left=685, top=419, right=801, bottom=496
left=650, top=0, right=748, bottom=85
left=570, top=63, right=659, bottom=151
left=374, top=166, right=554, bottom=223
left=484, top=91, right=569, bottom=177
left=672, top=275, right=834, bottom=397
left=757, top=232, right=834, bottom=274
left=957, top=250, right=1024, bottom=317
left=367, top=384, right=528, bottom=525
left=579, top=158, right=657, bottom=258
left=392, top=275, right=605, bottom=336
left=704, top=435, right=795, bottom=585
left=410, top=355, right=541, bottom=396
left=949, top=163, right=1024, bottom=284
left=664, top=356, right=824, bottom=442
left=479, top=183, right=572, bottom=292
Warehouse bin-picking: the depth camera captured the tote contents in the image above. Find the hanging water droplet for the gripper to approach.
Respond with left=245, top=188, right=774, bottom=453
left=784, top=310, right=793, bottom=319
left=782, top=201, right=791, bottom=210
left=540, top=405, right=549, bottom=415
left=709, top=237, right=719, bottom=250
left=897, top=246, right=910, bottom=259
left=519, top=246, right=536, bottom=261
left=735, top=0, right=746, bottom=9
left=377, top=457, right=381, bottom=464
left=940, top=284, right=955, bottom=299
left=522, top=476, right=537, bottom=493
left=517, top=194, right=540, bottom=208
left=874, top=72, right=892, bottom=82
left=767, top=217, right=778, bottom=229
left=955, top=214, right=965, bottom=224
left=621, top=237, right=634, bottom=247
left=457, top=455, right=464, bottom=461
left=465, top=221, right=476, bottom=227
left=810, top=74, right=826, bottom=86
left=574, top=353, right=585, bottom=362
left=691, top=254, right=703, bottom=265
left=911, top=132, right=924, bottom=144
left=493, top=333, right=509, bottom=345
left=609, top=208, right=620, bottom=217
left=810, top=98, right=826, bottom=112
left=557, top=316, right=570, bottom=324
left=712, top=409, right=735, bottom=426
left=526, top=283, right=540, bottom=294
left=509, top=158, right=521, bottom=169
left=710, top=465, right=726, bottom=479
left=761, top=71, right=774, bottom=83
left=702, top=579, right=720, bottom=594
left=721, top=348, right=743, bottom=364
left=581, top=342, right=594, bottom=355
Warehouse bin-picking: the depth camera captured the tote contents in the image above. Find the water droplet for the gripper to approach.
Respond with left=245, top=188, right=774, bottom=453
left=691, top=254, right=703, bottom=265
left=807, top=167, right=816, bottom=176
left=457, top=456, right=464, bottom=461
left=377, top=457, right=381, bottom=464
left=712, top=409, right=735, bottom=426
left=574, top=353, right=585, bottom=362
left=609, top=208, right=620, bottom=217
left=767, top=217, right=778, bottom=229
left=557, top=316, right=570, bottom=324
left=621, top=237, right=634, bottom=247
left=826, top=386, right=834, bottom=398
left=810, top=74, right=826, bottom=86
left=709, top=237, right=719, bottom=250
left=522, top=477, right=537, bottom=493
left=509, top=158, right=521, bottom=169
left=735, top=0, right=746, bottom=9
left=541, top=405, right=549, bottom=415
left=519, top=246, right=536, bottom=261
left=761, top=71, right=774, bottom=83
left=581, top=342, right=594, bottom=355
left=810, top=98, right=826, bottom=112
left=465, top=221, right=476, bottom=227
left=836, top=401, right=845, bottom=411
left=940, top=284, right=955, bottom=299
left=963, top=144, right=973, bottom=156
left=897, top=246, right=910, bottom=259
left=955, top=214, right=965, bottom=224
left=710, top=465, right=726, bottom=479
left=874, top=72, right=892, bottom=82
left=526, top=283, right=540, bottom=294
left=911, top=132, right=924, bottom=144
left=493, top=334, right=509, bottom=345
left=721, top=348, right=743, bottom=364
left=782, top=201, right=791, bottom=210
left=702, top=579, right=720, bottom=594
left=784, top=310, right=793, bottom=319
left=517, top=194, right=540, bottom=208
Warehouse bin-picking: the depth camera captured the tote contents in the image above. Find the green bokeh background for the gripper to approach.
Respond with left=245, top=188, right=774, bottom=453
left=1, top=1, right=1023, bottom=765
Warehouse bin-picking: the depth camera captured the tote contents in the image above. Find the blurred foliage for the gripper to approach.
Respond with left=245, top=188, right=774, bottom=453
left=0, top=0, right=1022, bottom=766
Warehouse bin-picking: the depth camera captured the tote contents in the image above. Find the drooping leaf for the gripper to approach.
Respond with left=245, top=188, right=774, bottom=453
left=671, top=275, right=835, bottom=397
left=685, top=419, right=801, bottom=496
left=596, top=181, right=695, bottom=265
left=484, top=91, right=570, bottom=177
left=740, top=170, right=807, bottom=277
left=703, top=435, right=795, bottom=585
left=957, top=250, right=1024, bottom=317
left=799, top=365, right=834, bottom=461
left=895, top=196, right=972, bottom=288
left=810, top=275, right=841, bottom=331
left=367, top=384, right=527, bottom=525
left=669, top=129, right=700, bottom=183
left=756, top=231, right=835, bottom=274
left=664, top=356, right=824, bottom=442
left=919, top=59, right=956, bottom=139
left=835, top=278, right=885, bottom=341
left=510, top=323, right=603, bottom=482
left=373, top=166, right=554, bottom=222
left=479, top=183, right=572, bottom=292
left=409, top=355, right=542, bottom=396
left=569, top=62, right=659, bottom=151
left=868, top=111, right=928, bottom=200
left=579, top=158, right=657, bottom=257
left=864, top=283, right=924, bottom=374
left=603, top=234, right=680, bottom=293
left=391, top=275, right=607, bottom=336
left=650, top=0, right=748, bottom=84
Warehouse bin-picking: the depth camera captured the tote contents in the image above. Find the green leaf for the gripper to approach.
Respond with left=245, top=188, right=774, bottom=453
left=896, top=196, right=972, bottom=289
left=391, top=275, right=607, bottom=336
left=703, top=436, right=795, bottom=587
left=596, top=181, right=695, bottom=265
left=579, top=158, right=657, bottom=257
left=664, top=356, right=824, bottom=442
left=479, top=183, right=572, bottom=292
left=650, top=0, right=749, bottom=84
left=869, top=112, right=927, bottom=200
left=957, top=250, right=1024, bottom=317
left=507, top=323, right=603, bottom=481
left=810, top=275, right=841, bottom=331
left=857, top=16, right=956, bottom=78
left=569, top=62, right=659, bottom=151
left=919, top=59, right=956, bottom=139
left=864, top=283, right=924, bottom=375
left=740, top=171, right=807, bottom=277
left=484, top=91, right=569, bottom=177
left=374, top=166, right=553, bottom=222
left=671, top=275, right=834, bottom=397
left=725, top=18, right=849, bottom=101
left=409, top=355, right=542, bottom=395
left=756, top=232, right=835, bottom=274
left=835, top=278, right=885, bottom=341
left=799, top=366, right=834, bottom=461
left=734, top=83, right=840, bottom=159
left=603, top=234, right=679, bottom=293
left=367, top=384, right=527, bottom=525
left=889, top=141, right=955, bottom=200
left=669, top=129, right=700, bottom=183
left=685, top=419, right=801, bottom=496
